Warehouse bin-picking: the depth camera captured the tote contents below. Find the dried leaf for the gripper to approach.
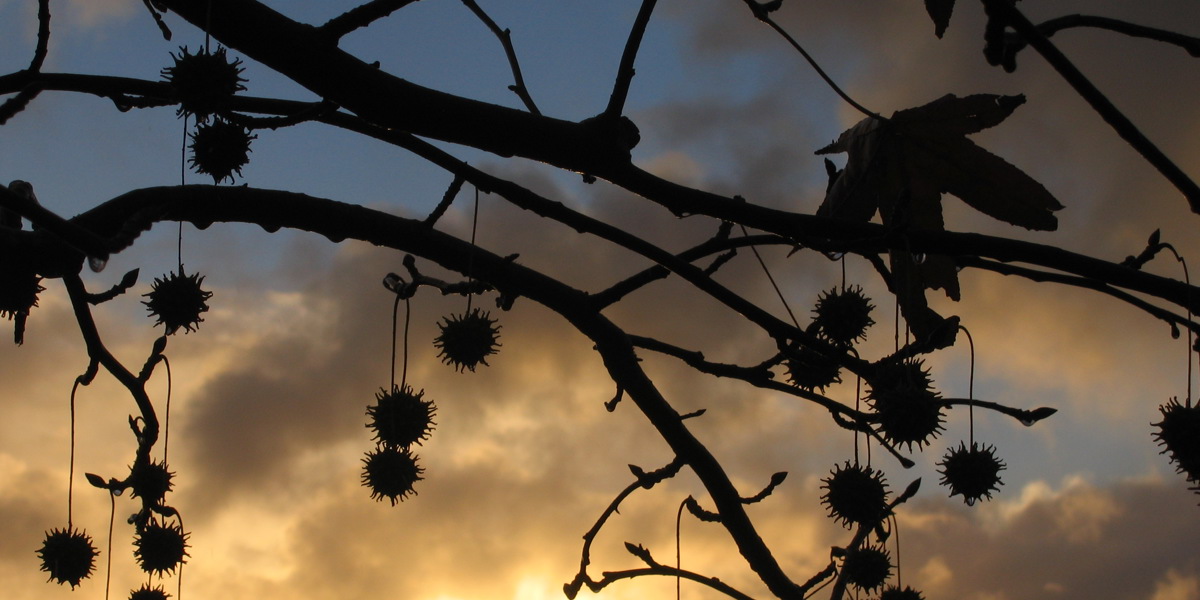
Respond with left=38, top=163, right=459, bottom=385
left=815, top=94, right=1062, bottom=338
left=892, top=93, right=1026, bottom=137
left=85, top=473, right=108, bottom=489
left=924, top=0, right=956, bottom=38
left=920, top=135, right=1062, bottom=230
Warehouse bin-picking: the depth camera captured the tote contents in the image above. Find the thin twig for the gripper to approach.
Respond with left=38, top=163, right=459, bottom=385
left=140, top=0, right=172, bottom=40
left=564, top=459, right=684, bottom=599
left=941, top=397, right=1057, bottom=427
left=0, top=84, right=42, bottom=125
left=591, top=233, right=783, bottom=309
left=959, top=255, right=1200, bottom=339
left=742, top=224, right=800, bottom=327
left=460, top=0, right=540, bottom=114
left=983, top=0, right=1200, bottom=212
left=581, top=565, right=756, bottom=600
left=742, top=2, right=880, bottom=120
left=1033, top=14, right=1200, bottom=57
left=29, top=0, right=51, bottom=72
left=605, top=0, right=659, bottom=118
left=424, top=174, right=466, bottom=227
left=828, top=478, right=922, bottom=600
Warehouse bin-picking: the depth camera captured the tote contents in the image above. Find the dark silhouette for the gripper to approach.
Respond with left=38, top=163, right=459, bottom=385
left=2, top=1, right=1198, bottom=598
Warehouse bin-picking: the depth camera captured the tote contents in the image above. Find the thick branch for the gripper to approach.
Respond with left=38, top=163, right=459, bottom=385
left=154, top=0, right=637, bottom=171
left=40, top=185, right=808, bottom=597
left=6, top=73, right=1199, bottom=321
left=319, top=0, right=422, bottom=41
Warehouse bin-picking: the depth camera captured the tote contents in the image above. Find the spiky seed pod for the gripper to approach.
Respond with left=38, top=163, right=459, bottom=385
left=161, top=46, right=246, bottom=120
left=189, top=118, right=255, bottom=184
left=129, top=460, right=174, bottom=505
left=434, top=308, right=501, bottom=372
left=362, top=445, right=424, bottom=505
left=143, top=267, right=213, bottom=335
left=366, top=385, right=437, bottom=448
left=841, top=543, right=892, bottom=592
left=821, top=462, right=889, bottom=528
left=880, top=585, right=926, bottom=600
left=36, top=527, right=97, bottom=588
left=133, top=519, right=189, bottom=575
left=0, top=257, right=42, bottom=319
left=785, top=345, right=842, bottom=391
left=1153, top=397, right=1200, bottom=483
left=129, top=583, right=171, bottom=600
left=813, top=286, right=875, bottom=346
left=938, top=441, right=1006, bottom=504
left=867, top=359, right=945, bottom=450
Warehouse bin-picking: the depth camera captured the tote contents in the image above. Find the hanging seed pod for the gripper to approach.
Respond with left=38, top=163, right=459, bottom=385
left=821, top=462, right=889, bottom=528
left=361, top=445, right=424, bottom=505
left=938, top=441, right=1006, bottom=505
left=143, top=267, right=213, bottom=335
left=36, top=526, right=97, bottom=588
left=133, top=518, right=189, bottom=576
left=433, top=308, right=501, bottom=372
left=129, top=460, right=174, bottom=505
left=0, top=254, right=42, bottom=344
left=188, top=118, right=255, bottom=184
left=785, top=344, right=842, bottom=392
left=366, top=385, right=437, bottom=448
left=841, top=543, right=892, bottom=592
left=1153, top=397, right=1200, bottom=484
left=161, top=46, right=246, bottom=120
left=880, top=585, right=926, bottom=600
left=812, top=286, right=875, bottom=346
left=867, top=359, right=945, bottom=450
left=129, top=583, right=171, bottom=600
left=0, top=257, right=41, bottom=321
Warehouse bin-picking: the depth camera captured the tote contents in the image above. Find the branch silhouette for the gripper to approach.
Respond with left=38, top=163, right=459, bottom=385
left=4, top=2, right=1200, bottom=598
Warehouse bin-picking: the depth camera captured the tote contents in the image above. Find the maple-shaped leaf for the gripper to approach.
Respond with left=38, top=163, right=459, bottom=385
left=924, top=0, right=956, bottom=38
left=816, top=93, right=1061, bottom=230
left=815, top=93, right=1062, bottom=341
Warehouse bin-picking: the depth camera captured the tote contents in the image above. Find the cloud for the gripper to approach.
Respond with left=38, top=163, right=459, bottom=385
left=4, top=2, right=1200, bottom=598
left=60, top=0, right=138, bottom=31
left=1152, top=570, right=1200, bottom=600
left=900, top=476, right=1200, bottom=599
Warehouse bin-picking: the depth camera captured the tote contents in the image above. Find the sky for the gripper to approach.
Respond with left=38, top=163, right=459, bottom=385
left=1, top=1, right=1200, bottom=599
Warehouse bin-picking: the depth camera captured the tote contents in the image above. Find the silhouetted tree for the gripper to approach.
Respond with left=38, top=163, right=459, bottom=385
left=2, top=1, right=1199, bottom=598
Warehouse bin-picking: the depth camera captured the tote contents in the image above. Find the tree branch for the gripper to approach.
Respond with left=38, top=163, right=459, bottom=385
left=62, top=274, right=159, bottom=489
left=5, top=72, right=1199, bottom=322
left=29, top=0, right=51, bottom=72
left=981, top=0, right=1200, bottom=213
left=959, top=255, right=1200, bottom=339
left=460, top=0, right=541, bottom=114
left=604, top=0, right=658, bottom=118
left=565, top=459, right=684, bottom=599
left=318, top=0, right=422, bottom=42
left=1032, top=15, right=1200, bottom=57
left=577, top=565, right=755, bottom=600
left=46, top=184, right=809, bottom=598
left=155, top=0, right=638, bottom=171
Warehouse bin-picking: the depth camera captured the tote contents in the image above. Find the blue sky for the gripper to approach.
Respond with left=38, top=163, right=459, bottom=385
left=2, top=1, right=1200, bottom=599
